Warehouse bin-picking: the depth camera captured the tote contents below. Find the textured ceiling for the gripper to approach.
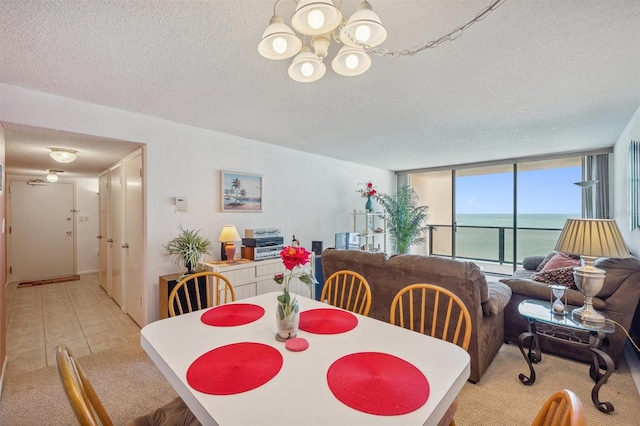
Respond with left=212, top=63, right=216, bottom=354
left=1, top=0, right=639, bottom=175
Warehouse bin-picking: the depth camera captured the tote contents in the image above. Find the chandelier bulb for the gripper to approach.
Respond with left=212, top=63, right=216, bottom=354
left=345, top=54, right=359, bottom=70
left=355, top=24, right=371, bottom=43
left=301, top=62, right=315, bottom=77
left=308, top=9, right=325, bottom=30
left=272, top=37, right=287, bottom=54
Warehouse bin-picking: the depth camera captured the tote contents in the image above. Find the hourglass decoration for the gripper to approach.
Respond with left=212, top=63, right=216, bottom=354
left=549, top=284, right=568, bottom=315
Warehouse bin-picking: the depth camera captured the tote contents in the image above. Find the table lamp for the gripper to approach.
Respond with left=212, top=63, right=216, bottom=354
left=218, top=225, right=241, bottom=262
left=554, top=218, right=630, bottom=324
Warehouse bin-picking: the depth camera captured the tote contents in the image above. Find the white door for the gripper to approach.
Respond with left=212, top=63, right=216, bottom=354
left=98, top=171, right=110, bottom=294
left=110, top=164, right=124, bottom=307
left=9, top=180, right=75, bottom=282
left=124, top=152, right=144, bottom=325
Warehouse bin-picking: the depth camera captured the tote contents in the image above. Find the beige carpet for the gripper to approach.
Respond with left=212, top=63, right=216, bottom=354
left=456, top=343, right=640, bottom=425
left=0, top=341, right=177, bottom=425
left=1, top=340, right=638, bottom=425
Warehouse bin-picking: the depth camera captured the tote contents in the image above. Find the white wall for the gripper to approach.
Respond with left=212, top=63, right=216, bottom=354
left=613, top=105, right=640, bottom=255
left=0, top=84, right=396, bottom=325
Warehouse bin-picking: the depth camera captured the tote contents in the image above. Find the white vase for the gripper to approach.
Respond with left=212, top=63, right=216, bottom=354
left=276, top=300, right=300, bottom=341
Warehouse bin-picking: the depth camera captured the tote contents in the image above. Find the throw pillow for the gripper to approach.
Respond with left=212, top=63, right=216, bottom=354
left=536, top=252, right=558, bottom=271
left=543, top=252, right=581, bottom=270
left=536, top=251, right=580, bottom=272
left=531, top=267, right=577, bottom=287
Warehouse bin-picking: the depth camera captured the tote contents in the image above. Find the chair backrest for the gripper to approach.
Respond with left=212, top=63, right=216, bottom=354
left=169, top=271, right=236, bottom=317
left=321, top=270, right=372, bottom=316
left=390, top=283, right=472, bottom=351
left=55, top=344, right=114, bottom=426
left=531, top=389, right=585, bottom=426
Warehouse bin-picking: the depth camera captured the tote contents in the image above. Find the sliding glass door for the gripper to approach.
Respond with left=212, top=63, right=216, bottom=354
left=455, top=165, right=514, bottom=274
left=516, top=159, right=581, bottom=262
left=410, top=156, right=582, bottom=274
left=411, top=170, right=452, bottom=256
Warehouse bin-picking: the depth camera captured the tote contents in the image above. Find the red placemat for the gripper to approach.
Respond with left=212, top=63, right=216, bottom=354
left=299, top=308, right=358, bottom=334
left=327, top=352, right=430, bottom=416
left=186, top=342, right=282, bottom=395
left=200, top=303, right=265, bottom=327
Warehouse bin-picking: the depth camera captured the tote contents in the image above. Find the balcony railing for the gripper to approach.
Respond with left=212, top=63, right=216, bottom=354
left=427, top=224, right=563, bottom=267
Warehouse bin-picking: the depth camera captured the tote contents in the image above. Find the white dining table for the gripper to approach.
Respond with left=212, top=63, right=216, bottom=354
left=140, top=292, right=470, bottom=426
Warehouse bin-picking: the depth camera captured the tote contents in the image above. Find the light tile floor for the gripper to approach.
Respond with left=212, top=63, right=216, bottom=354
left=4, top=273, right=140, bottom=381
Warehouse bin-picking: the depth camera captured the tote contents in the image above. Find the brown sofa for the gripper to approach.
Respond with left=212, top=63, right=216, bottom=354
left=500, top=253, right=640, bottom=367
left=321, top=249, right=512, bottom=383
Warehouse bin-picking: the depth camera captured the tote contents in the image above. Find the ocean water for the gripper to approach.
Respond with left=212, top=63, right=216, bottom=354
left=432, top=213, right=581, bottom=264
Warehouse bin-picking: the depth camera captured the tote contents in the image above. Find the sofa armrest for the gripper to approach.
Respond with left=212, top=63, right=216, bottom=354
left=522, top=256, right=545, bottom=271
left=482, top=281, right=512, bottom=316
left=500, top=277, right=606, bottom=310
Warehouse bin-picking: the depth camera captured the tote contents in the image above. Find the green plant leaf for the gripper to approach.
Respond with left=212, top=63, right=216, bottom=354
left=375, top=186, right=429, bottom=254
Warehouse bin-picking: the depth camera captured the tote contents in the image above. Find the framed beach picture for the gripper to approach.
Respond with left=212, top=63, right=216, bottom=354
left=221, top=170, right=262, bottom=212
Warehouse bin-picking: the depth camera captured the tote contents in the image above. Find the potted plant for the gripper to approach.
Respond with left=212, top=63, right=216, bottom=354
left=163, top=227, right=212, bottom=275
left=375, top=186, right=429, bottom=254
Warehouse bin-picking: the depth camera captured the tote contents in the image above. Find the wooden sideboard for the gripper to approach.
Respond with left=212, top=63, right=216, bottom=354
left=158, top=257, right=315, bottom=319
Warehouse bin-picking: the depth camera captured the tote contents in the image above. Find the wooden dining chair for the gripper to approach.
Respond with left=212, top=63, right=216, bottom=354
left=390, top=283, right=472, bottom=426
left=321, top=270, right=372, bottom=316
left=168, top=271, right=235, bottom=317
left=390, top=283, right=472, bottom=350
left=531, top=389, right=585, bottom=426
left=55, top=344, right=199, bottom=426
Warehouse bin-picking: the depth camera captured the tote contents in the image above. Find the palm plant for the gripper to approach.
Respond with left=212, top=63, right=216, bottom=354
left=163, top=227, right=212, bottom=274
left=375, top=186, right=429, bottom=254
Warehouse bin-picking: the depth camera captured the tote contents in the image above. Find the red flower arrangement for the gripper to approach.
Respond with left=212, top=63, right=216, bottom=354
left=356, top=181, right=377, bottom=198
left=273, top=246, right=318, bottom=312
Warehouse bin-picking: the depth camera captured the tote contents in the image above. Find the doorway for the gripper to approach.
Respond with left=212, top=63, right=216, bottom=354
left=8, top=179, right=76, bottom=283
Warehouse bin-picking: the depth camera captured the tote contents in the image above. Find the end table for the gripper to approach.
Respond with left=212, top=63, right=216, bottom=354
left=517, top=299, right=616, bottom=413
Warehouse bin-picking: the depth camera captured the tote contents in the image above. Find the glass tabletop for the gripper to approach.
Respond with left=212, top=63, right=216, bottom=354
left=518, top=299, right=615, bottom=333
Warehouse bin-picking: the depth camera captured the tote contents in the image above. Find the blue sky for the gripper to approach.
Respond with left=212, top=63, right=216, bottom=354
left=456, top=167, right=582, bottom=214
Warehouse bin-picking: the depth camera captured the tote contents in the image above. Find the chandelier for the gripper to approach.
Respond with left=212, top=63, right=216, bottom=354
left=258, top=0, right=506, bottom=83
left=259, top=0, right=386, bottom=82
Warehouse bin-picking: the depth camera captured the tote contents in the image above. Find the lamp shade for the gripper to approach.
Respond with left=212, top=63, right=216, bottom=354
left=218, top=225, right=241, bottom=243
left=288, top=47, right=326, bottom=82
left=554, top=219, right=630, bottom=258
left=341, top=0, right=387, bottom=47
left=258, top=16, right=302, bottom=60
left=332, top=45, right=371, bottom=76
left=50, top=148, right=77, bottom=163
left=46, top=172, right=59, bottom=182
left=291, top=0, right=342, bottom=36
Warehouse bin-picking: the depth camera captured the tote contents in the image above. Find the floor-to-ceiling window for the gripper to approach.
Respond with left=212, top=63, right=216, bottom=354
left=516, top=159, right=581, bottom=263
left=455, top=165, right=514, bottom=273
left=409, top=156, right=583, bottom=274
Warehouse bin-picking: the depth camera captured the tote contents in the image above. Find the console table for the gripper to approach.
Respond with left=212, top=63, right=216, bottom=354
left=517, top=299, right=616, bottom=413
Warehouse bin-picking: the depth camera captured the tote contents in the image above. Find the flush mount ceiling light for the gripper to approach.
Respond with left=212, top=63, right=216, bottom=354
left=258, top=0, right=505, bottom=83
left=46, top=169, right=64, bottom=182
left=50, top=148, right=77, bottom=163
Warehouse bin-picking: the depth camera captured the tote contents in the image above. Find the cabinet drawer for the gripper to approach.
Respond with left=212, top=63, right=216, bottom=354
left=255, top=262, right=285, bottom=278
left=222, top=267, right=256, bottom=285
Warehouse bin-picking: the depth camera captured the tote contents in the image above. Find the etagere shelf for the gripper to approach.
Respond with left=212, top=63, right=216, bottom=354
left=352, top=209, right=387, bottom=253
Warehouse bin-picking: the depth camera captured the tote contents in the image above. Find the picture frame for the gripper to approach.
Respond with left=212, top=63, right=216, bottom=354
left=221, top=170, right=262, bottom=212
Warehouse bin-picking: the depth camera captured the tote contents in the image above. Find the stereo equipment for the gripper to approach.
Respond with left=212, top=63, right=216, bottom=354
left=242, top=236, right=284, bottom=247
left=241, top=245, right=283, bottom=261
left=244, top=228, right=281, bottom=238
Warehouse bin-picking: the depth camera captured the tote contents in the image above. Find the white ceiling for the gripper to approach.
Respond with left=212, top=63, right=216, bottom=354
left=1, top=0, right=639, bottom=175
